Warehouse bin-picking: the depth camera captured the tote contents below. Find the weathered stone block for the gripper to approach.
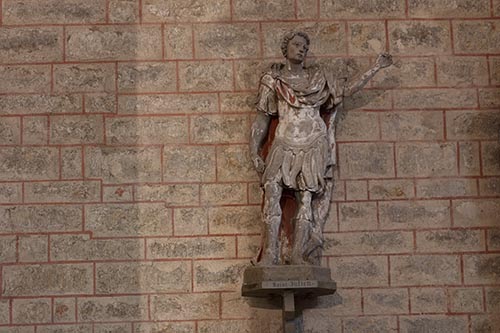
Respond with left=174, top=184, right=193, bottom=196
left=165, top=24, right=193, bottom=59
left=464, top=254, right=500, bottom=285
left=201, top=183, right=247, bottom=205
left=194, top=260, right=247, bottom=292
left=416, top=178, right=478, bottom=198
left=103, top=185, right=133, bottom=202
left=391, top=255, right=461, bottom=286
left=109, top=0, right=139, bottom=23
left=78, top=296, right=148, bottom=322
left=194, top=23, right=260, bottom=59
left=18, top=235, right=48, bottom=262
left=135, top=184, right=198, bottom=206
left=450, top=287, right=484, bottom=313
left=380, top=111, right=444, bottom=141
left=118, top=62, right=176, bottom=93
left=0, top=236, right=16, bottom=263
left=3, top=0, right=106, bottom=24
left=447, top=110, right=500, bottom=140
left=50, top=115, right=104, bottom=144
left=437, top=57, right=489, bottom=87
left=2, top=264, right=93, bottom=296
left=348, top=21, right=386, bottom=55
left=369, top=179, right=414, bottom=200
left=389, top=21, right=452, bottom=55
left=234, top=60, right=273, bottom=91
left=0, top=117, right=20, bottom=144
left=0, top=94, right=82, bottom=115
left=236, top=235, right=260, bottom=258
left=396, top=143, right=457, bottom=177
left=85, top=94, right=116, bottom=114
left=142, top=0, right=230, bottom=22
left=416, top=229, right=484, bottom=253
left=163, top=146, right=216, bottom=182
left=233, top=0, right=294, bottom=20
left=0, top=205, right=82, bottom=233
left=329, top=256, right=388, bottom=287
left=179, top=61, right=233, bottom=91
left=380, top=200, right=450, bottom=229
left=408, top=0, right=490, bottom=18
left=482, top=142, right=500, bottom=176
left=106, top=116, right=188, bottom=144
left=372, top=57, right=435, bottom=88
left=147, top=236, right=235, bottom=259
left=336, top=111, right=379, bottom=141
left=0, top=147, right=58, bottom=180
left=54, top=64, right=114, bottom=93
left=459, top=142, right=481, bottom=176
left=262, top=22, right=346, bottom=57
left=51, top=234, right=143, bottom=261
left=0, top=27, right=63, bottom=63
left=324, top=231, right=413, bottom=256
left=297, top=0, right=318, bottom=19
left=345, top=180, right=368, bottom=201
left=198, top=320, right=260, bottom=333
left=96, top=261, right=190, bottom=294
left=453, top=199, right=500, bottom=227
left=399, top=315, right=468, bottom=332
left=339, top=202, right=377, bottom=231
left=410, top=287, right=447, bottom=314
left=61, top=147, right=82, bottom=179
left=364, top=288, right=409, bottom=315
left=0, top=65, right=50, bottom=93
left=208, top=206, right=261, bottom=234
left=37, top=325, right=91, bottom=333
left=321, top=0, right=405, bottom=19
left=302, top=289, right=362, bottom=317
left=151, top=293, right=219, bottom=320
left=174, top=207, right=209, bottom=236
left=66, top=26, right=162, bottom=61
left=343, top=316, right=398, bottom=332
left=24, top=181, right=100, bottom=203
left=216, top=145, right=257, bottom=182
left=220, top=93, right=255, bottom=113
left=394, top=88, right=477, bottom=109
left=0, top=300, right=9, bottom=325
left=485, top=287, right=500, bottom=313
left=454, top=21, right=500, bottom=54
left=94, top=323, right=131, bottom=333
left=479, top=88, right=500, bottom=109
left=0, top=183, right=21, bottom=203
left=85, top=146, right=162, bottom=183
left=119, top=93, right=218, bottom=115
left=490, top=56, right=500, bottom=85
left=85, top=203, right=171, bottom=237
left=54, top=298, right=75, bottom=323
left=134, top=322, right=195, bottom=333
left=22, top=116, right=48, bottom=145
left=488, top=229, right=500, bottom=250
left=338, top=143, right=394, bottom=179
left=471, top=315, right=500, bottom=333
left=12, top=298, right=51, bottom=324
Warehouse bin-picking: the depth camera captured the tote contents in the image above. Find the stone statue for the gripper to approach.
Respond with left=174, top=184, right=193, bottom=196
left=250, top=31, right=392, bottom=266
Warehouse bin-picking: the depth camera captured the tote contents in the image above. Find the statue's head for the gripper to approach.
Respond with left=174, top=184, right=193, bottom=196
left=281, top=31, right=310, bottom=62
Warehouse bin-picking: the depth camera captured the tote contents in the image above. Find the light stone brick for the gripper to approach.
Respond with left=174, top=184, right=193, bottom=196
left=321, top=0, right=405, bottom=19
left=94, top=323, right=131, bottom=333
left=147, top=236, right=235, bottom=259
left=118, top=62, right=176, bottom=93
left=12, top=298, right=51, bottom=324
left=0, top=65, right=50, bottom=93
left=221, top=292, right=253, bottom=318
left=37, top=325, right=91, bottom=333
left=329, top=256, right=388, bottom=287
left=96, top=261, right=191, bottom=294
left=454, top=21, right=500, bottom=54
left=416, top=229, right=484, bottom=253
left=54, top=298, right=75, bottom=323
left=201, top=184, right=247, bottom=205
left=479, top=88, right=500, bottom=109
left=233, top=0, right=294, bottom=20
left=217, top=145, right=258, bottom=182
left=0, top=147, right=58, bottom=181
left=178, top=61, right=233, bottom=91
left=194, top=260, right=247, bottom=292
left=61, top=147, right=82, bottom=179
left=135, top=184, right=198, bottom=206
left=453, top=199, right=500, bottom=227
left=134, top=322, right=195, bottom=333
left=490, top=56, right=500, bottom=85
left=380, top=111, right=444, bottom=141
left=0, top=117, right=20, bottom=144
left=324, top=231, right=413, bottom=256
left=54, top=64, right=115, bottom=93
left=109, top=0, right=139, bottom=23
left=0, top=95, right=81, bottom=116
left=85, top=203, right=171, bottom=237
left=450, top=288, right=484, bottom=313
left=338, top=143, right=394, bottom=179
left=391, top=255, right=461, bottom=286
left=459, top=142, right=481, bottom=176
left=18, top=235, right=48, bottom=262
left=372, top=57, right=435, bottom=88
left=369, top=180, right=414, bottom=200
left=234, top=60, right=273, bottom=91
left=50, top=115, right=104, bottom=145
left=0, top=27, right=63, bottom=63
left=0, top=236, right=16, bottom=263
left=194, top=23, right=260, bottom=59
left=174, top=208, right=209, bottom=236
left=482, top=142, right=500, bottom=176
left=151, top=293, right=219, bottom=320
left=220, top=93, right=255, bottom=113
left=0, top=183, right=22, bottom=203
left=364, top=288, right=409, bottom=315
left=380, top=200, right=450, bottom=230
left=24, top=181, right=101, bottom=203
left=336, top=111, right=379, bottom=141
left=464, top=254, right=500, bottom=285
left=345, top=180, right=368, bottom=201
left=408, top=0, right=490, bottom=18
left=237, top=235, right=260, bottom=258
left=485, top=287, right=500, bottom=313
left=348, top=21, right=386, bottom=56
left=343, top=316, right=398, bottom=332
left=262, top=22, right=346, bottom=57
left=390, top=21, right=452, bottom=55
left=106, top=116, right=188, bottom=145
left=0, top=300, right=9, bottom=325
left=22, top=116, right=48, bottom=145
left=2, top=264, right=93, bottom=296
left=410, top=287, right=447, bottom=314
left=78, top=296, right=148, bottom=322
left=119, top=94, right=218, bottom=115
left=51, top=234, right=143, bottom=261
left=85, top=94, right=116, bottom=114
left=165, top=24, right=193, bottom=59
left=85, top=146, right=162, bottom=183
left=301, top=289, right=363, bottom=318
left=339, top=202, right=377, bottom=231
left=471, top=315, right=500, bottom=333
left=393, top=88, right=477, bottom=109
left=0, top=205, right=82, bottom=233
left=447, top=110, right=500, bottom=140
left=163, top=146, right=216, bottom=182
left=103, top=185, right=133, bottom=202
left=198, top=320, right=260, bottom=333
left=248, top=183, right=263, bottom=205
left=437, top=57, right=489, bottom=87
left=142, top=0, right=230, bottom=22
left=66, top=26, right=162, bottom=61
left=488, top=229, right=500, bottom=251
left=396, top=143, right=457, bottom=177
left=297, top=0, right=318, bottom=19
left=3, top=0, right=106, bottom=24
left=208, top=206, right=261, bottom=234
left=416, top=178, right=477, bottom=198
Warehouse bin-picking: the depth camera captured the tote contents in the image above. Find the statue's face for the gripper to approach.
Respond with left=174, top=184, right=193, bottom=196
left=286, top=35, right=308, bottom=63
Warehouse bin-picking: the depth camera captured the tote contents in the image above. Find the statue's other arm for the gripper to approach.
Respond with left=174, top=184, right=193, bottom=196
left=250, top=112, right=271, bottom=173
left=344, top=53, right=393, bottom=97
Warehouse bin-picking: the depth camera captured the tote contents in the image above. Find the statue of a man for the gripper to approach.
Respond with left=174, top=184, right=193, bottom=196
left=250, top=31, right=392, bottom=266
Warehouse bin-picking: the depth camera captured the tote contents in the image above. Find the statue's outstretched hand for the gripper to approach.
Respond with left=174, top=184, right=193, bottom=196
left=376, top=53, right=393, bottom=68
left=252, top=155, right=266, bottom=174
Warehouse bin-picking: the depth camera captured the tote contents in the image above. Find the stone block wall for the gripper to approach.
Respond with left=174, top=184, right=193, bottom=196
left=0, top=0, right=499, bottom=332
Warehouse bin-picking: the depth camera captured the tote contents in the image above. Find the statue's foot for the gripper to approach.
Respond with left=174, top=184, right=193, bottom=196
left=257, top=253, right=279, bottom=266
left=290, top=255, right=308, bottom=266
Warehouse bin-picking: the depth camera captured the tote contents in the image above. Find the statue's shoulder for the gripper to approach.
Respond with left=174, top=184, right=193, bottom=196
left=259, top=63, right=283, bottom=88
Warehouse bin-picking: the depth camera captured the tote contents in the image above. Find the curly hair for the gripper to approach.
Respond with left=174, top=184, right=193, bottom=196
left=281, top=31, right=310, bottom=58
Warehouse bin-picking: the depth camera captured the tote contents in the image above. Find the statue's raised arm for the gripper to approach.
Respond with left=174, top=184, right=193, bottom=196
left=344, top=53, right=393, bottom=97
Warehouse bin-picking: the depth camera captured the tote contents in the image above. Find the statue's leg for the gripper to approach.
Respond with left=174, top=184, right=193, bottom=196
left=259, top=181, right=283, bottom=265
left=308, top=178, right=334, bottom=265
left=290, top=190, right=313, bottom=265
